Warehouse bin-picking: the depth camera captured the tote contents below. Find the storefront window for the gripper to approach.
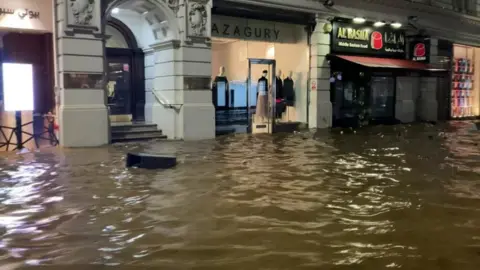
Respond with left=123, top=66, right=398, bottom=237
left=451, top=44, right=479, bottom=118
left=211, top=17, right=309, bottom=132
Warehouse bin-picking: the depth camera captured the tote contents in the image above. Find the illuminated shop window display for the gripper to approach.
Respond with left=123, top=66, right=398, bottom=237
left=451, top=45, right=480, bottom=118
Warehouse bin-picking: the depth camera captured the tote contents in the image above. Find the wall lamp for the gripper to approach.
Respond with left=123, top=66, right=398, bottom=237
left=353, top=17, right=366, bottom=24
left=391, top=22, right=402, bottom=28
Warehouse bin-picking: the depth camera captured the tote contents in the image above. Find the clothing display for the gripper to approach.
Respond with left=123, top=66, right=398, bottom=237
left=212, top=75, right=229, bottom=108
left=283, top=77, right=295, bottom=106
left=275, top=76, right=283, bottom=99
left=256, top=76, right=269, bottom=118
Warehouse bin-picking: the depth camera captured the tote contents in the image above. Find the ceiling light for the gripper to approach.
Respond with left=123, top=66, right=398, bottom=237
left=353, top=17, right=366, bottom=24
left=391, top=22, right=402, bottom=28
left=111, top=8, right=119, bottom=14
left=373, top=21, right=385, bottom=27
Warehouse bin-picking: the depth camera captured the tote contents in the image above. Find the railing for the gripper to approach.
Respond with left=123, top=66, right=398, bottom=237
left=406, top=0, right=479, bottom=17
left=151, top=90, right=183, bottom=111
left=0, top=113, right=59, bottom=151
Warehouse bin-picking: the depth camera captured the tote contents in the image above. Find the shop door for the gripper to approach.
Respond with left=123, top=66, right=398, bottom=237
left=247, top=58, right=277, bottom=134
left=107, top=56, right=132, bottom=117
left=370, top=77, right=395, bottom=121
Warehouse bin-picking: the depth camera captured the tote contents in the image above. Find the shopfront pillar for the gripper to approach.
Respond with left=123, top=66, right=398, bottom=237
left=309, top=15, right=332, bottom=129
left=145, top=0, right=214, bottom=140
left=55, top=0, right=109, bottom=147
left=419, top=38, right=439, bottom=122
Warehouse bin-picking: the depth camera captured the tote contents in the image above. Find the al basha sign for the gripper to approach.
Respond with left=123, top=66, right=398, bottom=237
left=337, top=27, right=369, bottom=41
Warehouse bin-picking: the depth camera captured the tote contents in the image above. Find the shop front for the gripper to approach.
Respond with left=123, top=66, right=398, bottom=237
left=0, top=0, right=55, bottom=150
left=328, top=18, right=434, bottom=128
left=450, top=44, right=480, bottom=119
left=210, top=14, right=310, bottom=134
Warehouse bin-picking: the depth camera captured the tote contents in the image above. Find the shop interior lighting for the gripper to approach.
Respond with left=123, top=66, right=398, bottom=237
left=373, top=21, right=385, bottom=27
left=391, top=22, right=402, bottom=28
left=353, top=17, right=366, bottom=24
left=111, top=8, right=119, bottom=14
left=3, top=63, right=34, bottom=111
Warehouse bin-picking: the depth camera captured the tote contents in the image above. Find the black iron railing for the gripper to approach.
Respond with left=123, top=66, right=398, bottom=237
left=0, top=112, right=59, bottom=151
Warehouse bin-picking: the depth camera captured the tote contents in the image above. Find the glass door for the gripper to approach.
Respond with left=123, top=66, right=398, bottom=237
left=107, top=56, right=132, bottom=116
left=370, top=77, right=395, bottom=121
left=247, top=58, right=276, bottom=134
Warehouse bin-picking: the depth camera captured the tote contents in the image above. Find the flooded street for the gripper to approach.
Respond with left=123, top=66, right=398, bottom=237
left=1, top=122, right=480, bottom=269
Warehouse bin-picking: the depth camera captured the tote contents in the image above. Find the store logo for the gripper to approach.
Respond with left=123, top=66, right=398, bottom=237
left=371, top=31, right=383, bottom=50
left=411, top=42, right=427, bottom=61
left=0, top=8, right=40, bottom=19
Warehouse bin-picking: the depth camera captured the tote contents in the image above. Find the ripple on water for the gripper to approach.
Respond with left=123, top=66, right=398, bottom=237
left=0, top=123, right=480, bottom=269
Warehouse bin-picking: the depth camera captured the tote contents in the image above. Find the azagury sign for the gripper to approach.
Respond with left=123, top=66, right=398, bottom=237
left=332, top=21, right=406, bottom=58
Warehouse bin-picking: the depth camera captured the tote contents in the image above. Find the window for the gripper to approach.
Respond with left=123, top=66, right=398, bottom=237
left=105, top=25, right=130, bottom=49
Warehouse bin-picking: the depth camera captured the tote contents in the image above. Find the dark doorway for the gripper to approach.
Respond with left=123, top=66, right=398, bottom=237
left=1, top=32, right=55, bottom=114
left=106, top=18, right=145, bottom=122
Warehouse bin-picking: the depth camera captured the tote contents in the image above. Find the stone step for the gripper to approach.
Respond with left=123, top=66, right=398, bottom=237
left=111, top=122, right=167, bottom=142
left=112, top=130, right=167, bottom=142
left=111, top=123, right=158, bottom=133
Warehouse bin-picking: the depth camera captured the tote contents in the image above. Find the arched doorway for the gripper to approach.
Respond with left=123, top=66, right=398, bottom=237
left=105, top=18, right=145, bottom=123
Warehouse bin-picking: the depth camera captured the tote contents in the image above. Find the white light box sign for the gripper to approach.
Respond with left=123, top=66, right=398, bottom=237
left=3, top=63, right=34, bottom=111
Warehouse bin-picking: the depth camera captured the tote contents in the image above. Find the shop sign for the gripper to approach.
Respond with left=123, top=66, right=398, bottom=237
left=409, top=38, right=430, bottom=63
left=331, top=21, right=406, bottom=58
left=212, top=23, right=280, bottom=40
left=0, top=8, right=40, bottom=19
left=211, top=15, right=297, bottom=43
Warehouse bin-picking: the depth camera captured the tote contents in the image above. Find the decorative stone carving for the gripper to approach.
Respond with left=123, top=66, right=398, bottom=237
left=165, top=0, right=180, bottom=14
left=187, top=1, right=208, bottom=37
left=69, top=0, right=95, bottom=25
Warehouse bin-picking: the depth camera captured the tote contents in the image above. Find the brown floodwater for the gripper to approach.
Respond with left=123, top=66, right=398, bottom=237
left=0, top=122, right=480, bottom=269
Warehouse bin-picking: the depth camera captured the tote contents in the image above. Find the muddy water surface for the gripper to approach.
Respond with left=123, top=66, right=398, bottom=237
left=0, top=122, right=479, bottom=269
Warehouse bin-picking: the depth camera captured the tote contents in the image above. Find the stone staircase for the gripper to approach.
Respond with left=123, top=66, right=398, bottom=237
left=111, top=122, right=167, bottom=142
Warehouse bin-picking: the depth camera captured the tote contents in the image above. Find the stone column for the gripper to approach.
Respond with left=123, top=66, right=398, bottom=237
left=309, top=14, right=332, bottom=129
left=144, top=41, right=182, bottom=139
left=419, top=38, right=439, bottom=122
left=177, top=0, right=215, bottom=140
left=55, top=0, right=109, bottom=147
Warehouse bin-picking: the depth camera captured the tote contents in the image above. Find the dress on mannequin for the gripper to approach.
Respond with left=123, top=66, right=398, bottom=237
left=275, top=73, right=285, bottom=118
left=275, top=75, right=283, bottom=99
left=283, top=75, right=295, bottom=106
left=256, top=71, right=269, bottom=118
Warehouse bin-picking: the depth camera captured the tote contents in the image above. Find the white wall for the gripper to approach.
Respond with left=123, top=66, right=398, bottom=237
left=111, top=10, right=155, bottom=49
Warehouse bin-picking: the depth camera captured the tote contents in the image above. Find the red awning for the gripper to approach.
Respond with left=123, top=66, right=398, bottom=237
left=331, top=54, right=429, bottom=70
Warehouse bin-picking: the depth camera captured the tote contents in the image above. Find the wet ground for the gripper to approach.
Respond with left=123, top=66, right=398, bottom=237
left=0, top=121, right=479, bottom=269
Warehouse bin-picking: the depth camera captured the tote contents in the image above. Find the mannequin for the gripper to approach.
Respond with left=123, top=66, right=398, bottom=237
left=276, top=70, right=283, bottom=99
left=283, top=71, right=295, bottom=106
left=256, top=70, right=269, bottom=121
left=212, top=66, right=229, bottom=108
left=275, top=70, right=285, bottom=118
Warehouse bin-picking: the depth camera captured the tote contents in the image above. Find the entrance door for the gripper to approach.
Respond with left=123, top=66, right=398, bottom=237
left=370, top=77, right=395, bottom=122
left=107, top=56, right=132, bottom=118
left=247, top=58, right=276, bottom=134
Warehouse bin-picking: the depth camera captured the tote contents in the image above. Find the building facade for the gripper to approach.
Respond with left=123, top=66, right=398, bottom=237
left=0, top=0, right=479, bottom=147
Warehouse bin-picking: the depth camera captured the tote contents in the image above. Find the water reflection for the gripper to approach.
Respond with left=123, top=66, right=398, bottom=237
left=1, top=122, right=480, bottom=269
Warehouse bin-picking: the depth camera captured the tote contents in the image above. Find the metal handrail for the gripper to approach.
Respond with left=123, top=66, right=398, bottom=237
left=151, top=90, right=183, bottom=111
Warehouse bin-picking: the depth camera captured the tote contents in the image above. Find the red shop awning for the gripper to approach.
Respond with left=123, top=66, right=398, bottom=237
left=330, top=54, right=429, bottom=70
